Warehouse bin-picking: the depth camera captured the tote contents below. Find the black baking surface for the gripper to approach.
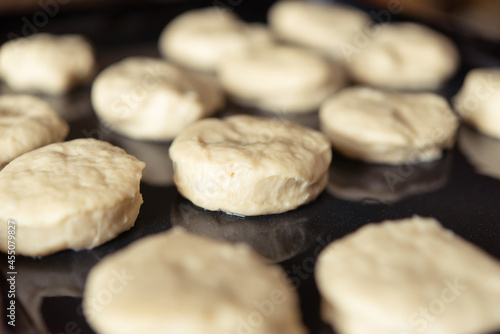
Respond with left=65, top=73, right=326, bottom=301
left=1, top=1, right=500, bottom=333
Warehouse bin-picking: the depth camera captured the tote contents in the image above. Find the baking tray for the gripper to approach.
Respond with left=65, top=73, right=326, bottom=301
left=1, top=1, right=500, bottom=333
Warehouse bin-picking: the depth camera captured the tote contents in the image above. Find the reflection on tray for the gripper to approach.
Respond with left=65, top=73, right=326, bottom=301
left=103, top=129, right=174, bottom=187
left=327, top=151, right=453, bottom=204
left=171, top=195, right=330, bottom=263
left=459, top=125, right=500, bottom=181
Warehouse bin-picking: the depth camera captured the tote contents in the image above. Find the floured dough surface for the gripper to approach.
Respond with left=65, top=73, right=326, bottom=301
left=454, top=68, right=500, bottom=140
left=347, top=23, right=459, bottom=90
left=83, top=228, right=306, bottom=334
left=0, top=139, right=145, bottom=256
left=91, top=57, right=224, bottom=140
left=169, top=115, right=331, bottom=216
left=319, top=87, right=458, bottom=164
left=159, top=8, right=274, bottom=72
left=218, top=46, right=347, bottom=113
left=268, top=0, right=371, bottom=61
left=0, top=95, right=68, bottom=167
left=0, top=33, right=96, bottom=95
left=316, top=216, right=500, bottom=334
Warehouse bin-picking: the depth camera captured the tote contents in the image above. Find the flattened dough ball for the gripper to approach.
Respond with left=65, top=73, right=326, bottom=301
left=91, top=57, right=224, bottom=141
left=316, top=216, right=500, bottom=334
left=0, top=33, right=96, bottom=95
left=159, top=8, right=274, bottom=72
left=0, top=95, right=68, bottom=167
left=0, top=139, right=145, bottom=257
left=83, top=228, right=306, bottom=334
left=218, top=46, right=347, bottom=113
left=268, top=1, right=371, bottom=61
left=319, top=87, right=458, bottom=164
left=454, top=68, right=500, bottom=140
left=347, top=23, right=460, bottom=90
left=169, top=115, right=332, bottom=216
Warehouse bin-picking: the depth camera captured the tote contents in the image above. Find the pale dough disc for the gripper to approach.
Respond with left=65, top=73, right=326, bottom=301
left=83, top=227, right=306, bottom=334
left=217, top=46, right=347, bottom=113
left=0, top=139, right=145, bottom=256
left=319, top=87, right=458, bottom=164
left=0, top=33, right=96, bottom=95
left=316, top=216, right=500, bottom=334
left=268, top=0, right=371, bottom=61
left=159, top=7, right=274, bottom=72
left=347, top=23, right=460, bottom=90
left=454, top=68, right=500, bottom=140
left=91, top=57, right=224, bottom=141
left=169, top=115, right=331, bottom=216
left=0, top=95, right=69, bottom=168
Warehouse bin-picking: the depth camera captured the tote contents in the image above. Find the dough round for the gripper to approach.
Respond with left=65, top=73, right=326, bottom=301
left=316, top=216, right=500, bottom=334
left=83, top=227, right=306, bottom=334
left=0, top=95, right=69, bottom=168
left=459, top=125, right=500, bottom=181
left=0, top=139, right=145, bottom=256
left=217, top=46, right=347, bottom=113
left=91, top=57, right=224, bottom=141
left=0, top=33, right=96, bottom=95
left=454, top=68, right=500, bottom=140
left=159, top=7, right=274, bottom=72
left=169, top=115, right=331, bottom=216
left=319, top=87, right=458, bottom=164
left=347, top=23, right=460, bottom=90
left=268, top=1, right=371, bottom=61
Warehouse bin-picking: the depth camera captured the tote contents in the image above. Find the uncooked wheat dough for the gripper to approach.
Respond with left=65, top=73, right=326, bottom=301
left=268, top=0, right=371, bottom=61
left=347, top=23, right=460, bottom=90
left=0, top=139, right=145, bottom=256
left=316, top=216, right=500, bottom=334
left=319, top=87, right=458, bottom=164
left=159, top=7, right=274, bottom=72
left=0, top=95, right=69, bottom=168
left=0, top=33, right=96, bottom=95
left=169, top=115, right=332, bottom=216
left=83, top=228, right=306, bottom=334
left=91, top=57, right=224, bottom=140
left=454, top=68, right=500, bottom=140
left=217, top=46, right=347, bottom=113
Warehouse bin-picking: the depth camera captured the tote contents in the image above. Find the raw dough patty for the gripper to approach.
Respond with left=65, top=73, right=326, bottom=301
left=217, top=46, right=347, bottom=113
left=347, top=23, right=460, bottom=90
left=169, top=115, right=332, bottom=216
left=83, top=228, right=306, bottom=334
left=91, top=57, right=224, bottom=141
left=268, top=1, right=371, bottom=61
left=319, top=87, right=458, bottom=164
left=0, top=33, right=96, bottom=95
left=316, top=216, right=500, bottom=334
left=0, top=95, right=68, bottom=167
left=159, top=7, right=274, bottom=72
left=0, top=139, right=145, bottom=256
left=454, top=68, right=500, bottom=140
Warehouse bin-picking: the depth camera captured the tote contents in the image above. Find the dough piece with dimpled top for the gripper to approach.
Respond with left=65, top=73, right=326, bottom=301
left=83, top=227, right=306, bottom=334
left=0, top=95, right=68, bottom=168
left=316, top=216, right=500, bottom=334
left=319, top=87, right=458, bottom=164
left=0, top=33, right=96, bottom=95
left=0, top=139, right=145, bottom=256
left=169, top=115, right=331, bottom=216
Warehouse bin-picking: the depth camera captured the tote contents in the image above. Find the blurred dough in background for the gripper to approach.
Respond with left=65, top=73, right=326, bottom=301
left=454, top=68, right=500, bottom=140
left=0, top=34, right=96, bottom=95
left=0, top=95, right=68, bottom=168
left=459, top=125, right=500, bottom=181
left=347, top=23, right=459, bottom=90
left=159, top=7, right=274, bottom=72
left=319, top=87, right=458, bottom=164
left=268, top=0, right=371, bottom=62
left=218, top=46, right=347, bottom=113
left=91, top=57, right=224, bottom=141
